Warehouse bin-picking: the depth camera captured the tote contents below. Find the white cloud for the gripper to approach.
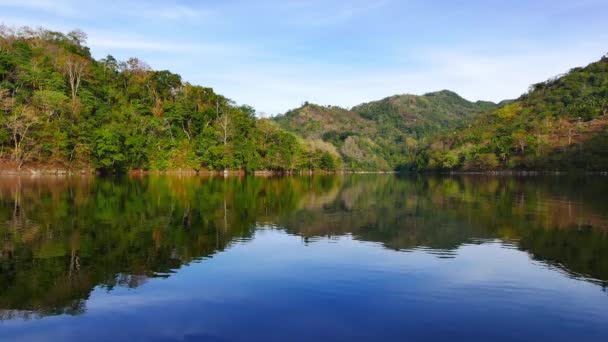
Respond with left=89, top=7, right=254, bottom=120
left=146, top=5, right=199, bottom=20
left=278, top=0, right=390, bottom=27
left=88, top=36, right=198, bottom=52
left=87, top=34, right=242, bottom=55
left=108, top=2, right=209, bottom=21
left=0, top=0, right=206, bottom=21
left=0, top=0, right=76, bottom=16
left=197, top=41, right=607, bottom=114
left=2, top=0, right=606, bottom=115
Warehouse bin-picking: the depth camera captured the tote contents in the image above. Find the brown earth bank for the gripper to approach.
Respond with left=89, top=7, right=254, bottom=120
left=444, top=170, right=608, bottom=175
left=0, top=163, right=395, bottom=176
left=0, top=160, right=94, bottom=175
left=0, top=160, right=605, bottom=176
left=128, top=170, right=398, bottom=176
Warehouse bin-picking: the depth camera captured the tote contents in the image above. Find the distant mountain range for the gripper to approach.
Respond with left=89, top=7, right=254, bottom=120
left=275, top=90, right=498, bottom=170
left=1, top=26, right=606, bottom=172
left=415, top=55, right=608, bottom=171
left=275, top=55, right=608, bottom=171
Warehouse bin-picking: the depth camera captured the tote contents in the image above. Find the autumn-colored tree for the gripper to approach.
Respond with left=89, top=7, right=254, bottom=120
left=4, top=104, right=40, bottom=169
left=58, top=54, right=88, bottom=116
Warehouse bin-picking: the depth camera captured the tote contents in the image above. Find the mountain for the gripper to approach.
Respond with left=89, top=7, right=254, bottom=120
left=412, top=54, right=608, bottom=171
left=2, top=26, right=605, bottom=173
left=275, top=90, right=497, bottom=170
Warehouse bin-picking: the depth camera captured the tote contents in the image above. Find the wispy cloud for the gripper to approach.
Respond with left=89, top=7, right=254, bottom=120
left=1, top=0, right=607, bottom=114
left=278, top=0, right=390, bottom=27
left=0, top=0, right=76, bottom=16
left=86, top=29, right=263, bottom=59
left=0, top=0, right=206, bottom=21
left=113, top=2, right=210, bottom=21
left=88, top=36, right=197, bottom=52
left=197, top=40, right=607, bottom=114
left=144, top=5, right=200, bottom=20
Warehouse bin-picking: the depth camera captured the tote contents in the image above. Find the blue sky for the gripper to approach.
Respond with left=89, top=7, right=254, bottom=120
left=1, top=0, right=607, bottom=114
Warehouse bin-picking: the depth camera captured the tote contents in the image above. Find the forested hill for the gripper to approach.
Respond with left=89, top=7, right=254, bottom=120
left=407, top=54, right=608, bottom=171
left=1, top=27, right=606, bottom=174
left=274, top=91, right=497, bottom=170
left=0, top=27, right=342, bottom=173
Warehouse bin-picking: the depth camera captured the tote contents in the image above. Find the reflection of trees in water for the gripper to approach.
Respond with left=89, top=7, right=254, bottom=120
left=0, top=174, right=607, bottom=317
left=0, top=175, right=344, bottom=317
left=281, top=175, right=608, bottom=284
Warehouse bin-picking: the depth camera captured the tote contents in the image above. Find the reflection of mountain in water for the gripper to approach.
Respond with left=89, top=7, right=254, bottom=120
left=281, top=175, right=608, bottom=287
left=0, top=175, right=607, bottom=318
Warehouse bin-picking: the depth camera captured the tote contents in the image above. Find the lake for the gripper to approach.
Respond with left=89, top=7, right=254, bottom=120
left=0, top=174, right=607, bottom=341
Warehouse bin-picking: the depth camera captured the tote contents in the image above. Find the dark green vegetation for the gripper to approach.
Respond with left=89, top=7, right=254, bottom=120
left=275, top=91, right=497, bottom=170
left=1, top=26, right=606, bottom=173
left=0, top=27, right=340, bottom=173
left=276, top=56, right=608, bottom=172
left=406, top=55, right=608, bottom=171
left=1, top=175, right=607, bottom=318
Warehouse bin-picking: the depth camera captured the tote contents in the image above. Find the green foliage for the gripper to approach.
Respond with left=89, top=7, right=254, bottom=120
left=93, top=126, right=126, bottom=172
left=275, top=91, right=497, bottom=171
left=2, top=26, right=606, bottom=173
left=404, top=55, right=608, bottom=171
left=0, top=27, right=328, bottom=173
left=1, top=175, right=608, bottom=316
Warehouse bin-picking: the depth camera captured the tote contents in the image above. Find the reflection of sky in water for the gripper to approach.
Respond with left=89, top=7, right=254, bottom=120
left=3, top=229, right=607, bottom=341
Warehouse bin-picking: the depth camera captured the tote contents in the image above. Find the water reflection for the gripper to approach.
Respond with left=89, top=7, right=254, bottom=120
left=0, top=174, right=607, bottom=320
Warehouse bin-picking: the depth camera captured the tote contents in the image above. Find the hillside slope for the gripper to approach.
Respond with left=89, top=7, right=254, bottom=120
left=412, top=55, right=608, bottom=171
left=275, top=91, right=496, bottom=170
left=0, top=27, right=342, bottom=173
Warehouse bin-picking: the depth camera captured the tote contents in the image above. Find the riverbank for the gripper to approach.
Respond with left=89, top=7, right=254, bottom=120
left=444, top=170, right=608, bottom=176
left=128, top=169, right=398, bottom=176
left=0, top=160, right=94, bottom=175
left=0, top=160, right=605, bottom=176
left=0, top=162, right=396, bottom=176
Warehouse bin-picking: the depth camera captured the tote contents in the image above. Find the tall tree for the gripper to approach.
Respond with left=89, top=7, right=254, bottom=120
left=59, top=54, right=88, bottom=111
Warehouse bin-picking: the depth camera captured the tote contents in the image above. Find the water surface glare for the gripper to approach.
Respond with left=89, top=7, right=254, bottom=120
left=0, top=175, right=607, bottom=341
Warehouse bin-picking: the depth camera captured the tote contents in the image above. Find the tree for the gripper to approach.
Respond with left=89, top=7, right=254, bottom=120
left=217, top=104, right=230, bottom=147
left=59, top=53, right=88, bottom=113
left=511, top=131, right=529, bottom=154
left=93, top=126, right=126, bottom=172
left=67, top=29, right=87, bottom=46
left=319, top=151, right=336, bottom=171
left=32, top=90, right=68, bottom=119
left=4, top=104, right=40, bottom=170
left=99, top=55, right=119, bottom=75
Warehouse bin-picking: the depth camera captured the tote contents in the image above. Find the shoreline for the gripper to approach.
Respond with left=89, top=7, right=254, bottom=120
left=0, top=168, right=396, bottom=176
left=0, top=161, right=605, bottom=177
left=0, top=168, right=605, bottom=176
left=444, top=170, right=608, bottom=176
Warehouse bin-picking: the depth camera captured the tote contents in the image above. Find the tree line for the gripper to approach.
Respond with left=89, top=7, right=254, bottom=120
left=398, top=55, right=608, bottom=171
left=0, top=26, right=341, bottom=173
left=1, top=26, right=606, bottom=173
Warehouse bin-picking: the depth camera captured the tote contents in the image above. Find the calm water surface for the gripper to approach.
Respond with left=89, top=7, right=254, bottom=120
left=0, top=175, right=607, bottom=341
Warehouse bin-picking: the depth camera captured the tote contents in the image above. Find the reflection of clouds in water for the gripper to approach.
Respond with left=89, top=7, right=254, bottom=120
left=87, top=290, right=180, bottom=312
left=0, top=175, right=607, bottom=320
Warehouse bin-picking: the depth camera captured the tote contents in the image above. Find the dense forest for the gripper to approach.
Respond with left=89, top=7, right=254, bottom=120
left=1, top=26, right=607, bottom=173
left=400, top=55, right=608, bottom=171
left=276, top=56, right=608, bottom=172
left=0, top=26, right=341, bottom=173
left=275, top=91, right=496, bottom=170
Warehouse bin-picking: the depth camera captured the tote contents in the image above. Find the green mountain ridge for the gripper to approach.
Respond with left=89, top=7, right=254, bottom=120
left=0, top=27, right=342, bottom=173
left=275, top=55, right=608, bottom=172
left=409, top=54, right=608, bottom=171
left=275, top=89, right=498, bottom=170
left=1, top=26, right=606, bottom=173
